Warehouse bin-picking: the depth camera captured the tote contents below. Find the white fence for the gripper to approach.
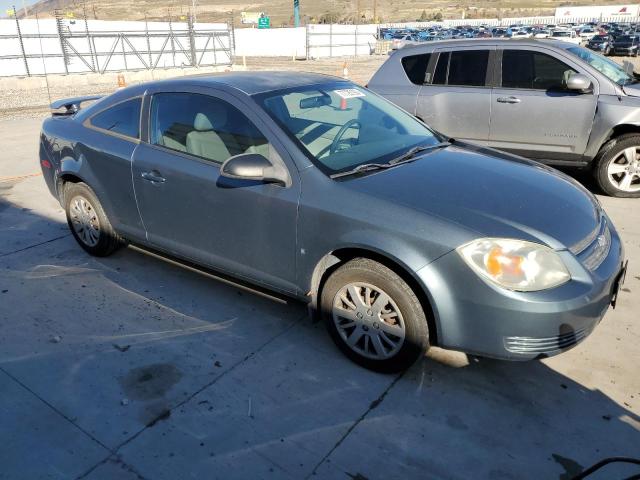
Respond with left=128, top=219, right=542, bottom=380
left=0, top=18, right=231, bottom=77
left=232, top=24, right=377, bottom=58
left=4, top=12, right=640, bottom=77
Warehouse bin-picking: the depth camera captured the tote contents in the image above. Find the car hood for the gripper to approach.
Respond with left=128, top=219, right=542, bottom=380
left=622, top=82, right=640, bottom=97
left=342, top=145, right=601, bottom=250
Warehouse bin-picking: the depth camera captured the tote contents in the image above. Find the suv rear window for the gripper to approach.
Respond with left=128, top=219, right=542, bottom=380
left=431, top=50, right=489, bottom=87
left=401, top=53, right=431, bottom=85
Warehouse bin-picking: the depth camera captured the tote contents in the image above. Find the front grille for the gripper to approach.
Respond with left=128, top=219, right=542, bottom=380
left=570, top=217, right=611, bottom=272
left=504, top=326, right=593, bottom=354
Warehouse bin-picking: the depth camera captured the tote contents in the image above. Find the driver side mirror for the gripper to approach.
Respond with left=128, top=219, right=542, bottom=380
left=566, top=73, right=593, bottom=93
left=220, top=153, right=289, bottom=186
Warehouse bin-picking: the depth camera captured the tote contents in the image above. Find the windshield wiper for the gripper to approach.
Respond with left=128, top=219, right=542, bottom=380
left=388, top=141, right=450, bottom=165
left=330, top=162, right=393, bottom=179
left=330, top=141, right=450, bottom=179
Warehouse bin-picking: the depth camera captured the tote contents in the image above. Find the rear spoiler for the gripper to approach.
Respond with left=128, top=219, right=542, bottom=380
left=50, top=95, right=103, bottom=116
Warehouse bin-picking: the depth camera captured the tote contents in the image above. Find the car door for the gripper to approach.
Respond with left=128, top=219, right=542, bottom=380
left=81, top=96, right=147, bottom=241
left=131, top=87, right=300, bottom=294
left=489, top=46, right=598, bottom=163
left=416, top=46, right=494, bottom=144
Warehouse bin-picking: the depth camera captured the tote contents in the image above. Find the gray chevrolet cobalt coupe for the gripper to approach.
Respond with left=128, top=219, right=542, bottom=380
left=39, top=72, right=627, bottom=372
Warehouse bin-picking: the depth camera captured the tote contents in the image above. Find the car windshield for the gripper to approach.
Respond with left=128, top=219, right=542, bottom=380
left=256, top=83, right=441, bottom=176
left=567, top=46, right=636, bottom=85
left=553, top=31, right=570, bottom=37
left=617, top=35, right=633, bottom=42
left=591, top=35, right=607, bottom=41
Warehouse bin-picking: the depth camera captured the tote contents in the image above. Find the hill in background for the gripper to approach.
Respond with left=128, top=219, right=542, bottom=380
left=13, top=0, right=634, bottom=25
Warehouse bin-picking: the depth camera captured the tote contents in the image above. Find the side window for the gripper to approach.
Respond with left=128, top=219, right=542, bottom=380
left=431, top=50, right=489, bottom=87
left=150, top=93, right=269, bottom=164
left=447, top=50, right=489, bottom=87
left=401, top=53, right=431, bottom=85
left=502, top=50, right=577, bottom=90
left=90, top=98, right=141, bottom=139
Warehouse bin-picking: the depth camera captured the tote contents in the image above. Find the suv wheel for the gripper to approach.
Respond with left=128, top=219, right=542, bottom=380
left=320, top=258, right=430, bottom=373
left=594, top=134, right=640, bottom=197
left=64, top=182, right=124, bottom=256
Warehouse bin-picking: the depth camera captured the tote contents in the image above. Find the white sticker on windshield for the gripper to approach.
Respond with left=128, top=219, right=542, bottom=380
left=334, top=88, right=366, bottom=99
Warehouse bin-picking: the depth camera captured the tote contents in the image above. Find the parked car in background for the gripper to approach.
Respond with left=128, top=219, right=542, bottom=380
left=579, top=27, right=598, bottom=41
left=38, top=72, right=628, bottom=372
left=533, top=29, right=552, bottom=39
left=612, top=35, right=640, bottom=56
left=551, top=29, right=582, bottom=45
left=368, top=39, right=640, bottom=197
left=587, top=34, right=614, bottom=55
left=391, top=33, right=420, bottom=50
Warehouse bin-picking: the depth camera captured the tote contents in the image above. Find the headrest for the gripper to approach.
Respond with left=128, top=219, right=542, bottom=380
left=193, top=104, right=227, bottom=131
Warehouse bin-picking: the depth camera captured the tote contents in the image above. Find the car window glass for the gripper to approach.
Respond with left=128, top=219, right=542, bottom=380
left=432, top=51, right=449, bottom=85
left=447, top=50, right=489, bottom=86
left=150, top=93, right=269, bottom=164
left=401, top=53, right=431, bottom=85
left=502, top=50, right=577, bottom=90
left=259, top=83, right=439, bottom=176
left=90, top=98, right=141, bottom=139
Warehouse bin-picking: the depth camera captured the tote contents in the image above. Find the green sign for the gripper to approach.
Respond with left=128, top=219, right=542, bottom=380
left=258, top=16, right=270, bottom=28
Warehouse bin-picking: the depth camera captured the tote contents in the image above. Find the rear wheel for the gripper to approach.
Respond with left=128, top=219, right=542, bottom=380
left=594, top=134, right=640, bottom=198
left=64, top=182, right=123, bottom=256
left=321, top=258, right=429, bottom=373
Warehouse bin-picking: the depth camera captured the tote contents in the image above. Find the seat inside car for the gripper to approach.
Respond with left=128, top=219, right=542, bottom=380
left=186, top=105, right=232, bottom=163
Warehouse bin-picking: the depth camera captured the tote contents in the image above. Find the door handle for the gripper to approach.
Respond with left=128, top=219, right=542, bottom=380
left=141, top=171, right=166, bottom=183
left=496, top=96, right=521, bottom=104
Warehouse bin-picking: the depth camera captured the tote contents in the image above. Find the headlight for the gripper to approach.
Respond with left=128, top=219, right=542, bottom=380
left=457, top=238, right=570, bottom=291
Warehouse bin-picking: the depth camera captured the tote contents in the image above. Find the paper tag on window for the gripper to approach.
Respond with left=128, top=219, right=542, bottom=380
left=334, top=88, right=366, bottom=99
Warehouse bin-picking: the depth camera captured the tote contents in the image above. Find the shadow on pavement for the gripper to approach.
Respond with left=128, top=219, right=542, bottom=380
left=0, top=183, right=639, bottom=480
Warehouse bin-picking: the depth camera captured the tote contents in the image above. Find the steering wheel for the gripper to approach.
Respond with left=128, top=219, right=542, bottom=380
left=330, top=119, right=361, bottom=154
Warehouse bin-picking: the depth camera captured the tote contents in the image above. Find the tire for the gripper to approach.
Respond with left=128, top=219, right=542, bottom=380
left=320, top=258, right=430, bottom=373
left=64, top=182, right=124, bottom=256
left=593, top=134, right=640, bottom=198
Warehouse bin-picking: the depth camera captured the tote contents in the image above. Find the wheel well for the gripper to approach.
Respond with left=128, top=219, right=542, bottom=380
left=56, top=173, right=83, bottom=202
left=606, top=124, right=640, bottom=144
left=311, top=248, right=439, bottom=346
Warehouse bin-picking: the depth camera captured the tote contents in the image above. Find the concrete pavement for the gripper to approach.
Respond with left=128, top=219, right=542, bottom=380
left=0, top=118, right=638, bottom=480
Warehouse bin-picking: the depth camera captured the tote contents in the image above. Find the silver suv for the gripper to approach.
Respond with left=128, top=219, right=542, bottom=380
left=368, top=39, right=640, bottom=197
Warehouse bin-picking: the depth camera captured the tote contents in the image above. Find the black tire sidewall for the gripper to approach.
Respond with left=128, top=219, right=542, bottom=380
left=321, top=259, right=429, bottom=373
left=64, top=183, right=121, bottom=256
left=594, top=135, right=640, bottom=198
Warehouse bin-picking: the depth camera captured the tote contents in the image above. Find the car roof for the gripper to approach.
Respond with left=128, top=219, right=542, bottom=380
left=144, top=71, right=346, bottom=96
left=397, top=37, right=576, bottom=53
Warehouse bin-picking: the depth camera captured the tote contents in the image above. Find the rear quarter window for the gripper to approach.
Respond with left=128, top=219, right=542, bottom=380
left=401, top=53, right=431, bottom=85
left=89, top=98, right=141, bottom=139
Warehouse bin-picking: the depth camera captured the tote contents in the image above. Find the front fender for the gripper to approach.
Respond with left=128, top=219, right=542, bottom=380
left=585, top=95, right=640, bottom=159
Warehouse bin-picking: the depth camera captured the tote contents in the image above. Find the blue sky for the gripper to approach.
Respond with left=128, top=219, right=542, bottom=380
left=1, top=0, right=37, bottom=17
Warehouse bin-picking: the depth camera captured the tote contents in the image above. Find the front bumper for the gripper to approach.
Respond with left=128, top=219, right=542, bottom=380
left=416, top=223, right=625, bottom=360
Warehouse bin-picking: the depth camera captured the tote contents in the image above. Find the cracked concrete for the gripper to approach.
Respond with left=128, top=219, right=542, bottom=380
left=1, top=117, right=639, bottom=480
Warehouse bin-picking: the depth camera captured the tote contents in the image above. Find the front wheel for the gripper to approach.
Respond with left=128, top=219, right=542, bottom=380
left=64, top=182, right=124, bottom=256
left=594, top=134, right=640, bottom=197
left=321, top=258, right=430, bottom=373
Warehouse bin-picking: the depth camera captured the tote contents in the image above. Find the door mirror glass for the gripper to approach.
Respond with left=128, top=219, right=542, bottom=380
left=220, top=153, right=288, bottom=186
left=565, top=73, right=592, bottom=92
